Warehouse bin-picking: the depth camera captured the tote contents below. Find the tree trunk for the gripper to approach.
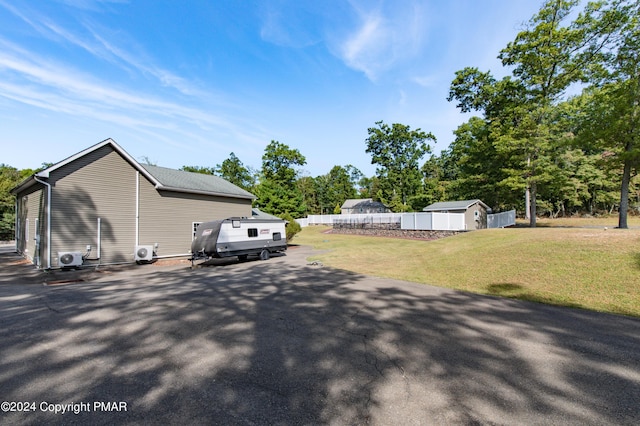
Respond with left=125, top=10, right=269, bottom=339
left=525, top=155, right=531, bottom=220
left=618, top=159, right=631, bottom=229
left=530, top=181, right=537, bottom=227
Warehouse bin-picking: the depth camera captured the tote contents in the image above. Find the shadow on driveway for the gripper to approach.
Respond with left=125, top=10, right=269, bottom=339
left=1, top=247, right=639, bottom=424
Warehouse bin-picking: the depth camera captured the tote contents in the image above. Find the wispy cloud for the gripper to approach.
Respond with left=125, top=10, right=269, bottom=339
left=55, top=0, right=129, bottom=12
left=412, top=74, right=438, bottom=88
left=83, top=25, right=204, bottom=97
left=0, top=0, right=278, bottom=169
left=339, top=11, right=384, bottom=80
left=0, top=37, right=266, bottom=148
left=0, top=0, right=199, bottom=97
left=334, top=0, right=430, bottom=81
left=258, top=1, right=335, bottom=51
left=256, top=0, right=431, bottom=81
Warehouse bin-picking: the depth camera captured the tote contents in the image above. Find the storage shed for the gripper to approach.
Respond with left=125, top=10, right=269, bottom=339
left=11, top=139, right=255, bottom=269
left=423, top=199, right=490, bottom=230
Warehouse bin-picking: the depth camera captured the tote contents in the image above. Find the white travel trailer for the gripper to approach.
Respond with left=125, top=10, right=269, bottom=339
left=191, top=217, right=287, bottom=263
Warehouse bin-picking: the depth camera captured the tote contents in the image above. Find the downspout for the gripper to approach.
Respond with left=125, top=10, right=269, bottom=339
left=14, top=199, right=17, bottom=253
left=135, top=171, right=139, bottom=246
left=33, top=176, right=51, bottom=269
left=34, top=218, right=39, bottom=267
left=97, top=217, right=101, bottom=264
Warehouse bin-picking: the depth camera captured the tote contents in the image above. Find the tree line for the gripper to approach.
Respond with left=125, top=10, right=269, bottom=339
left=1, top=0, right=638, bottom=240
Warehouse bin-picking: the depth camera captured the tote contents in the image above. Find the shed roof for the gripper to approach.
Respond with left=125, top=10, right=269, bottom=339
left=251, top=208, right=282, bottom=220
left=423, top=199, right=489, bottom=212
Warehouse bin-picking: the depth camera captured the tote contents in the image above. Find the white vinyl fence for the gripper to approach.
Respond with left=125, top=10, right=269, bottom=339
left=295, top=217, right=310, bottom=227
left=296, top=209, right=517, bottom=231
left=299, top=212, right=466, bottom=231
left=400, top=212, right=466, bottom=231
left=304, top=213, right=404, bottom=227
left=487, top=210, right=516, bottom=228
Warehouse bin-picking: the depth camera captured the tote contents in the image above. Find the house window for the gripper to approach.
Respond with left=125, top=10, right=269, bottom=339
left=248, top=228, right=258, bottom=237
left=192, top=222, right=202, bottom=240
left=273, top=232, right=281, bottom=241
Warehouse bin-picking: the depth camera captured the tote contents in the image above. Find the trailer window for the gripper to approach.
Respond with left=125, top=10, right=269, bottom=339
left=248, top=228, right=258, bottom=237
left=273, top=232, right=281, bottom=241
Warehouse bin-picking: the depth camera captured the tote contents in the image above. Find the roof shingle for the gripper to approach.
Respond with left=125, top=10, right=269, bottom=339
left=423, top=199, right=487, bottom=211
left=142, top=164, right=255, bottom=200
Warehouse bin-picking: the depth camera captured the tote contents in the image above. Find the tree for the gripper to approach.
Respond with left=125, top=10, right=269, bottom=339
left=449, top=0, right=623, bottom=226
left=365, top=121, right=435, bottom=212
left=254, top=141, right=307, bottom=218
left=448, top=116, right=521, bottom=211
left=296, top=175, right=321, bottom=215
left=215, top=152, right=255, bottom=192
left=261, top=141, right=306, bottom=183
left=578, top=1, right=640, bottom=227
left=0, top=165, right=34, bottom=241
left=355, top=175, right=379, bottom=199
left=325, top=166, right=357, bottom=209
left=280, top=212, right=302, bottom=242
left=344, top=165, right=364, bottom=191
left=139, top=156, right=157, bottom=166
left=180, top=165, right=216, bottom=175
left=407, top=154, right=453, bottom=211
left=182, top=153, right=255, bottom=192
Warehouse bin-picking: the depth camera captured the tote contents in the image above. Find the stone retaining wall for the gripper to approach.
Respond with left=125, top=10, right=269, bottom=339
left=328, top=228, right=460, bottom=240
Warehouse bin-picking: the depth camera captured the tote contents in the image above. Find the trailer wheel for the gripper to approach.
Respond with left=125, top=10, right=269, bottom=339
left=259, top=249, right=270, bottom=261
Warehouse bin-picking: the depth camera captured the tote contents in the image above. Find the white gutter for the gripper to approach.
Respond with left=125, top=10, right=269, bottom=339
left=33, top=176, right=51, bottom=269
left=155, top=184, right=255, bottom=200
left=136, top=171, right=139, bottom=246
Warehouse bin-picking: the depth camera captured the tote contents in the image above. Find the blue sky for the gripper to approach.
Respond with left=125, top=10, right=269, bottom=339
left=0, top=0, right=542, bottom=178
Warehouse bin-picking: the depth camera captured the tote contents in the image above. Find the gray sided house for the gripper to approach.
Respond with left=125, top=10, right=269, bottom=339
left=11, top=139, right=255, bottom=269
left=423, top=199, right=490, bottom=230
left=341, top=198, right=390, bottom=215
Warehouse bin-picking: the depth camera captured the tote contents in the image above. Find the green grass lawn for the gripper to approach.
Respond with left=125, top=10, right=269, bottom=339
left=292, top=223, right=640, bottom=317
left=518, top=215, right=640, bottom=228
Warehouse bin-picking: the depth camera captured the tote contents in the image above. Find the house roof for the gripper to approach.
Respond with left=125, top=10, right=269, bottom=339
left=423, top=199, right=489, bottom=212
left=340, top=198, right=389, bottom=209
left=341, top=198, right=371, bottom=208
left=11, top=138, right=255, bottom=200
left=142, top=164, right=255, bottom=200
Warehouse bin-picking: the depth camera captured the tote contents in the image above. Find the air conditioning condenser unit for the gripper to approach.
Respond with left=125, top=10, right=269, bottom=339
left=58, top=252, right=83, bottom=267
left=135, top=245, right=154, bottom=262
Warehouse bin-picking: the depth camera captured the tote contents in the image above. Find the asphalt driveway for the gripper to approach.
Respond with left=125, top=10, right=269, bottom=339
left=1, top=244, right=639, bottom=425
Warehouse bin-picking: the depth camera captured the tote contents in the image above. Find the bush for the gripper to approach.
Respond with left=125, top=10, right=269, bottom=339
left=281, top=212, right=301, bottom=242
